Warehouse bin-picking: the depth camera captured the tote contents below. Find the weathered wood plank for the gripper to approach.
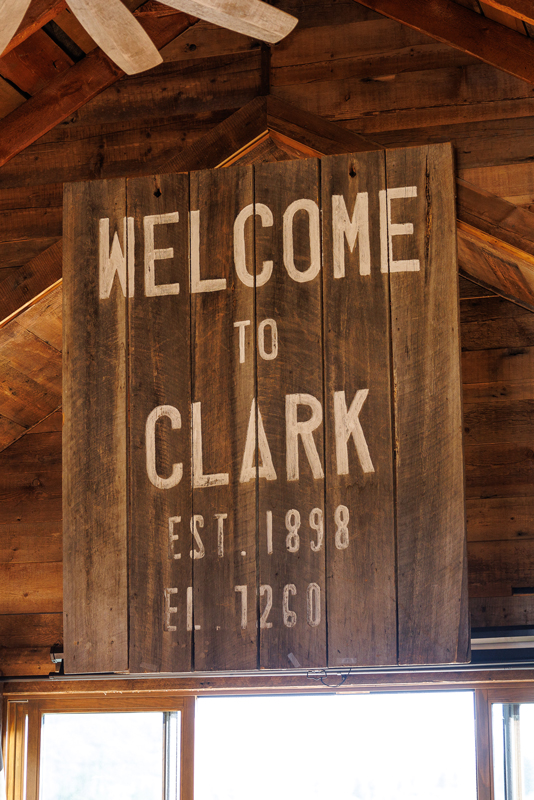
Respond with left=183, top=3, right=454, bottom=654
left=354, top=0, right=534, bottom=85
left=0, top=10, right=196, bottom=169
left=63, top=179, right=128, bottom=674
left=479, top=0, right=534, bottom=25
left=0, top=431, right=61, bottom=473
left=0, top=241, right=62, bottom=326
left=1, top=0, right=67, bottom=56
left=457, top=221, right=534, bottom=312
left=0, top=206, right=62, bottom=244
left=387, top=143, right=468, bottom=664
left=0, top=470, right=61, bottom=524
left=0, top=360, right=61, bottom=430
left=255, top=158, right=327, bottom=670
left=468, top=540, right=534, bottom=595
left=190, top=165, right=256, bottom=671
left=470, top=595, right=534, bottom=627
left=462, top=343, right=534, bottom=384
left=0, top=647, right=56, bottom=677
left=0, top=613, right=62, bottom=647
left=457, top=180, right=534, bottom=256
left=0, top=29, right=73, bottom=96
left=0, top=562, right=62, bottom=614
left=463, top=399, right=534, bottom=445
left=127, top=172, right=192, bottom=673
left=467, top=496, right=534, bottom=541
left=460, top=162, right=534, bottom=200
left=465, top=443, right=534, bottom=497
left=321, top=150, right=396, bottom=667
left=0, top=521, right=62, bottom=563
left=461, top=310, right=534, bottom=350
left=0, top=417, right=26, bottom=450
left=16, top=286, right=62, bottom=351
left=274, top=63, right=534, bottom=133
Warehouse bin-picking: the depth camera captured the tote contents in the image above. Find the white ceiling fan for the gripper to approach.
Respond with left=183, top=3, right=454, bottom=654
left=0, top=0, right=298, bottom=74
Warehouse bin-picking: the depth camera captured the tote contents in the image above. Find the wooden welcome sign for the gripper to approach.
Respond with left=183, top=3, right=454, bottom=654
left=63, top=144, right=469, bottom=675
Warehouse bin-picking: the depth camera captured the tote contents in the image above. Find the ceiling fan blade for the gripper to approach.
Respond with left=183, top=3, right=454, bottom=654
left=0, top=0, right=32, bottom=55
left=67, top=0, right=163, bottom=74
left=161, top=0, right=297, bottom=43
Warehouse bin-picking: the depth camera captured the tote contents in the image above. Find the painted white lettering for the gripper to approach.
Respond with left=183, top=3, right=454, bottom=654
left=259, top=584, right=273, bottom=628
left=240, top=399, right=277, bottom=483
left=285, top=393, right=324, bottom=481
left=144, top=212, right=180, bottom=296
left=283, top=584, right=297, bottom=627
left=266, top=510, right=273, bottom=555
left=164, top=587, right=178, bottom=632
left=186, top=586, right=193, bottom=632
left=233, top=319, right=250, bottom=364
left=146, top=405, right=183, bottom=490
left=215, top=512, right=227, bottom=558
left=283, top=198, right=321, bottom=283
left=334, top=504, right=350, bottom=550
left=190, top=514, right=205, bottom=559
left=192, top=402, right=229, bottom=487
left=334, top=389, right=374, bottom=475
left=332, top=193, right=370, bottom=277
left=168, top=516, right=181, bottom=560
left=190, top=209, right=227, bottom=293
left=285, top=509, right=301, bottom=553
left=309, top=508, right=324, bottom=552
left=307, top=583, right=321, bottom=627
left=258, top=318, right=278, bottom=361
left=235, top=585, right=248, bottom=629
left=379, top=186, right=420, bottom=273
left=99, top=217, right=134, bottom=299
left=234, top=203, right=273, bottom=287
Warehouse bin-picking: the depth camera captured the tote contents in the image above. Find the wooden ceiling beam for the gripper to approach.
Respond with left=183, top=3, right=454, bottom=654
left=1, top=0, right=67, bottom=57
left=354, top=0, right=534, bottom=85
left=479, top=0, right=534, bottom=25
left=0, top=8, right=197, bottom=170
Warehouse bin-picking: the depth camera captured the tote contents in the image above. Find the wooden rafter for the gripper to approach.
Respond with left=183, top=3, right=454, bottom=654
left=1, top=0, right=67, bottom=57
left=0, top=7, right=197, bottom=170
left=354, top=0, right=534, bottom=85
left=480, top=0, right=534, bottom=25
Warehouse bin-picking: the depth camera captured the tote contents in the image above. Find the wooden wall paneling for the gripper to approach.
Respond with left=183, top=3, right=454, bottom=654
left=465, top=442, right=534, bottom=498
left=354, top=0, right=534, bottom=84
left=468, top=540, right=534, bottom=595
left=467, top=496, right=534, bottom=541
left=190, top=165, right=257, bottom=670
left=0, top=241, right=62, bottom=326
left=255, top=158, right=326, bottom=670
left=0, top=614, right=62, bottom=648
left=387, top=144, right=468, bottom=664
left=127, top=172, right=192, bottom=673
left=321, top=150, right=396, bottom=667
left=0, top=522, right=61, bottom=563
left=0, top=562, right=62, bottom=614
left=62, top=179, right=128, bottom=674
left=470, top=595, right=534, bottom=626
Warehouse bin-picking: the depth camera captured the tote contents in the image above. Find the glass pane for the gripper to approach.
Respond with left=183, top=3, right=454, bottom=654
left=195, top=692, right=477, bottom=800
left=39, top=711, right=180, bottom=800
left=493, top=703, right=534, bottom=800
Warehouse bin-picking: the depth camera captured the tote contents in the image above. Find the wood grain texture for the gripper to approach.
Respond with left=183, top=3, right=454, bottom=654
left=0, top=562, right=62, bottom=614
left=468, top=540, right=534, bottom=595
left=0, top=613, right=62, bottom=647
left=190, top=165, right=256, bottom=670
left=321, top=150, right=396, bottom=667
left=457, top=221, right=534, bottom=312
left=0, top=647, right=56, bottom=676
left=0, top=521, right=62, bottom=563
left=255, top=158, right=326, bottom=669
left=387, top=144, right=468, bottom=664
left=63, top=179, right=128, bottom=674
left=0, top=0, right=67, bottom=56
left=467, top=496, right=534, bottom=541
left=127, top=172, right=192, bottom=673
left=0, top=10, right=196, bottom=170
left=354, top=0, right=534, bottom=85
left=470, top=595, right=534, bottom=627
left=0, top=29, right=73, bottom=96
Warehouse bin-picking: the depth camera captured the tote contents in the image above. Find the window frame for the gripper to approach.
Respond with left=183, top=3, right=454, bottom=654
left=2, top=693, right=194, bottom=800
left=4, top=679, right=534, bottom=800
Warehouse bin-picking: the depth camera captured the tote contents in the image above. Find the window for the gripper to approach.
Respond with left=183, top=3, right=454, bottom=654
left=4, top=683, right=534, bottom=800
